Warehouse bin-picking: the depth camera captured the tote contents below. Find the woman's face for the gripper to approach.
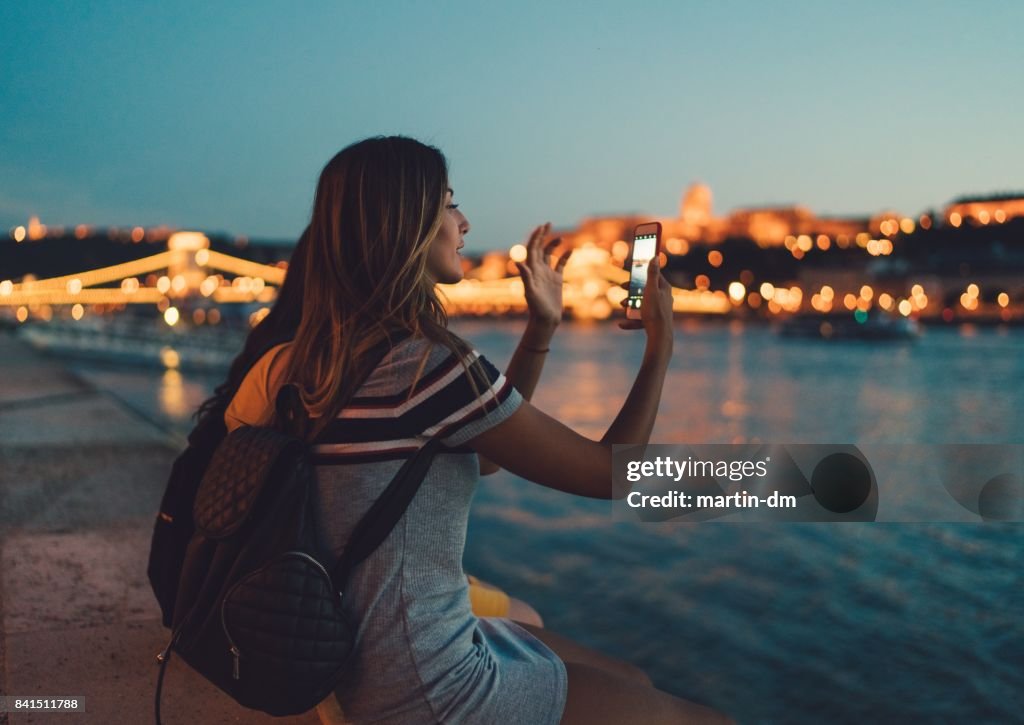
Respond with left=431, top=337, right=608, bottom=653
left=425, top=188, right=470, bottom=285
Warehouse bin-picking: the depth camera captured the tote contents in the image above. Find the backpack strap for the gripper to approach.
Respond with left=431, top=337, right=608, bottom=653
left=264, top=326, right=432, bottom=586
left=274, top=384, right=309, bottom=440
left=278, top=327, right=437, bottom=585
left=155, top=635, right=174, bottom=725
left=330, top=436, right=442, bottom=586
left=304, top=328, right=441, bottom=585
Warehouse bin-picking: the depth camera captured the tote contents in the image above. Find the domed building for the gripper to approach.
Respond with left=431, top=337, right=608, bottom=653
left=680, top=182, right=713, bottom=227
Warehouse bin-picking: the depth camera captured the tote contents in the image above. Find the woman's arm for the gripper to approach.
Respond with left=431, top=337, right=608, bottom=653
left=476, top=320, right=555, bottom=475
left=479, top=223, right=571, bottom=475
left=469, top=257, right=674, bottom=498
left=504, top=318, right=558, bottom=401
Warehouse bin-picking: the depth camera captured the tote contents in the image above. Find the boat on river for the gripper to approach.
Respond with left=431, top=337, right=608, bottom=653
left=776, top=311, right=920, bottom=341
left=17, top=318, right=245, bottom=371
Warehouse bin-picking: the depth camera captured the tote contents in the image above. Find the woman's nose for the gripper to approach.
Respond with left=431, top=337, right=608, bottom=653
left=458, top=211, right=470, bottom=235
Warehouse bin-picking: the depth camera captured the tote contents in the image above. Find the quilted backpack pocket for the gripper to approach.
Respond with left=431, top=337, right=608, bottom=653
left=195, top=427, right=302, bottom=539
left=220, top=552, right=354, bottom=707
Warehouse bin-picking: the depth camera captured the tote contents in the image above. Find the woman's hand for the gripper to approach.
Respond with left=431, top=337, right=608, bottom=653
left=515, top=222, right=573, bottom=328
left=619, top=257, right=674, bottom=357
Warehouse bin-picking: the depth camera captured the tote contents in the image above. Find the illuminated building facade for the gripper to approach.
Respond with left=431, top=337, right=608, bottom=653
left=555, top=183, right=871, bottom=254
left=943, top=193, right=1024, bottom=227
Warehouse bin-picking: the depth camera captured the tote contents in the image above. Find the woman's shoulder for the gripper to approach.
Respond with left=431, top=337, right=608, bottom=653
left=344, top=332, right=518, bottom=447
left=366, top=335, right=457, bottom=390
left=382, top=332, right=474, bottom=372
left=359, top=331, right=502, bottom=402
left=223, top=342, right=292, bottom=431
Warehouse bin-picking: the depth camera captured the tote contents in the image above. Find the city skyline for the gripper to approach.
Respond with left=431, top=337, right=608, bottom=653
left=2, top=1, right=1022, bottom=251
left=8, top=183, right=1021, bottom=249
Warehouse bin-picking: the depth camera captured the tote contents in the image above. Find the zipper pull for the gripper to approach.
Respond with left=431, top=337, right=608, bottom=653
left=156, top=636, right=174, bottom=664
left=230, top=645, right=241, bottom=680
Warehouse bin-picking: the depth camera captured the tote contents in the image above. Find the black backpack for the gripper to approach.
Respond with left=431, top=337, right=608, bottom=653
left=153, top=334, right=439, bottom=722
left=147, top=331, right=293, bottom=629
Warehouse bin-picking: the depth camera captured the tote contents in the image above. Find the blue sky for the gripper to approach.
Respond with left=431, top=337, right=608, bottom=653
left=2, top=1, right=1021, bottom=251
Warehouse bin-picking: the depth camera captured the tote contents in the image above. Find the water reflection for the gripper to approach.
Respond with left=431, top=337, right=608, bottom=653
left=553, top=359, right=610, bottom=433
left=67, top=319, right=1024, bottom=448
left=159, top=369, right=190, bottom=419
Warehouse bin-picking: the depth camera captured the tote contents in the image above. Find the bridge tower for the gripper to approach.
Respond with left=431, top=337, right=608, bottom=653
left=167, top=231, right=210, bottom=297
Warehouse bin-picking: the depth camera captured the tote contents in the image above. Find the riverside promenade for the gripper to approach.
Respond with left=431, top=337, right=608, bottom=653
left=0, top=332, right=320, bottom=724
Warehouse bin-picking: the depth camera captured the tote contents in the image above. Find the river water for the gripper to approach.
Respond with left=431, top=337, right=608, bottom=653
left=69, top=319, right=1022, bottom=724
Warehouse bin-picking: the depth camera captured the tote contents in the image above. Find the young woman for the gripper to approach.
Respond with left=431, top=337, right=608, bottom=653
left=195, top=227, right=542, bottom=625
left=224, top=136, right=729, bottom=724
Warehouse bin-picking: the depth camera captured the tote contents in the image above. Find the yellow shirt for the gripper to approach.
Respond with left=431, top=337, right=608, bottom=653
left=223, top=342, right=293, bottom=432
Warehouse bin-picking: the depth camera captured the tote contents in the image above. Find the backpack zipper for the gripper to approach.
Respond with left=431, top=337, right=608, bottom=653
left=220, top=551, right=339, bottom=681
left=220, top=598, right=243, bottom=680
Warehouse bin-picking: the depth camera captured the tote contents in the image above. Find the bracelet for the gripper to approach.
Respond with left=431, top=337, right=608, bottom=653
left=519, top=344, right=551, bottom=354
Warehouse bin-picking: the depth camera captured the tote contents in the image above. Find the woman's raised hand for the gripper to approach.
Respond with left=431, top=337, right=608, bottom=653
left=619, top=257, right=675, bottom=353
left=514, top=222, right=573, bottom=327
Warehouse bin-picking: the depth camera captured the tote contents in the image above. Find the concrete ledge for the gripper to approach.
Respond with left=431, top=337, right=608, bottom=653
left=0, top=445, right=176, bottom=531
left=0, top=337, right=85, bottom=408
left=0, top=334, right=322, bottom=723
left=5, top=621, right=320, bottom=724
left=2, top=528, right=158, bottom=634
left=0, top=395, right=172, bottom=448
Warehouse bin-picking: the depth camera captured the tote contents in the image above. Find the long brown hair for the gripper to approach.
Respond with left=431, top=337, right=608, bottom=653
left=283, top=136, right=481, bottom=439
left=194, top=226, right=310, bottom=426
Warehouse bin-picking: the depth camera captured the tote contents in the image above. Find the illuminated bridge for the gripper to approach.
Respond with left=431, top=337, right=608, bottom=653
left=0, top=232, right=283, bottom=321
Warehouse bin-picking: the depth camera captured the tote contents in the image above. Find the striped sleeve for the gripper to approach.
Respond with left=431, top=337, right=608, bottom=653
left=427, top=352, right=523, bottom=448
left=310, top=341, right=521, bottom=461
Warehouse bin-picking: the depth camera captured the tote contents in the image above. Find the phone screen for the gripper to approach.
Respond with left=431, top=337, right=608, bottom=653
left=628, top=233, right=658, bottom=310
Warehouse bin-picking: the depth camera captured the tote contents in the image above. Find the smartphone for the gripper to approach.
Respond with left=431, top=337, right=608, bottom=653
left=626, top=222, right=663, bottom=320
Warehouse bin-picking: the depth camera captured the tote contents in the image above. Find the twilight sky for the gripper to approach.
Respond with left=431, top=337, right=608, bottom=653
left=2, top=1, right=1021, bottom=252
